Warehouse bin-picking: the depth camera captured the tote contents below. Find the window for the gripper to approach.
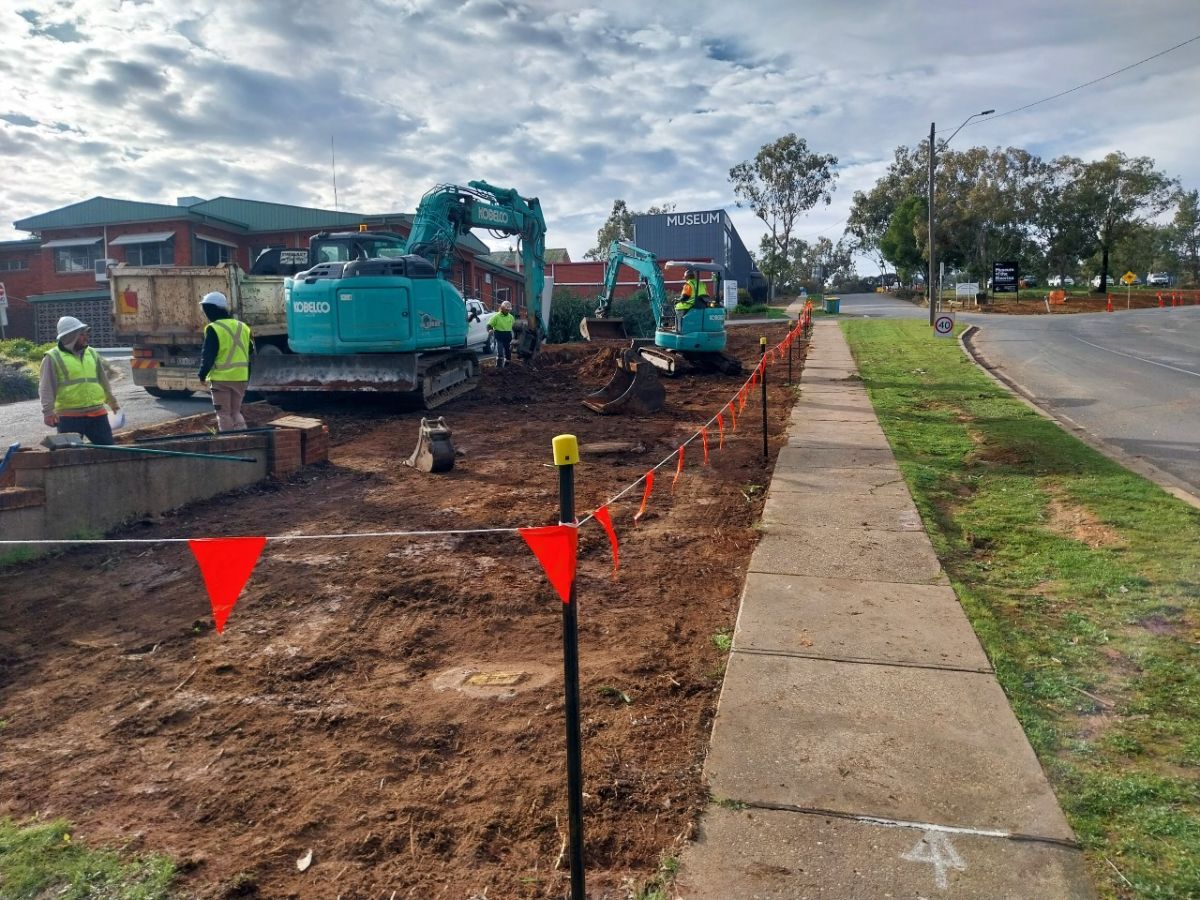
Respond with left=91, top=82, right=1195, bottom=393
left=0, top=258, right=28, bottom=271
left=196, top=238, right=235, bottom=266
left=124, top=240, right=175, bottom=266
left=55, top=244, right=102, bottom=273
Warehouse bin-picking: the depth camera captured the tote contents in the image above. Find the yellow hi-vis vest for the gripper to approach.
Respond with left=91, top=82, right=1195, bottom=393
left=48, top=346, right=106, bottom=413
left=206, top=319, right=252, bottom=382
left=677, top=278, right=708, bottom=311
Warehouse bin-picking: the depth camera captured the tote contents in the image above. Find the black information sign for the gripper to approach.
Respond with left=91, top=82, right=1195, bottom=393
left=992, top=261, right=1019, bottom=293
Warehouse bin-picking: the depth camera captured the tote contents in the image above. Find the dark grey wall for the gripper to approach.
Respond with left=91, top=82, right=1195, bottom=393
left=632, top=210, right=764, bottom=299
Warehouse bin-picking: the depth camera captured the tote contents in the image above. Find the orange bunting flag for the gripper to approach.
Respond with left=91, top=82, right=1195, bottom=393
left=716, top=412, right=725, bottom=448
left=519, top=524, right=578, bottom=604
left=701, top=427, right=710, bottom=464
left=730, top=400, right=738, bottom=431
left=634, top=471, right=655, bottom=524
left=739, top=388, right=747, bottom=414
left=188, top=536, right=267, bottom=633
left=672, top=445, right=685, bottom=491
left=593, top=505, right=619, bottom=576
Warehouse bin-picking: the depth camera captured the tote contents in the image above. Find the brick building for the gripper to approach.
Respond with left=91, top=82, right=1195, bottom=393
left=1, top=195, right=528, bottom=345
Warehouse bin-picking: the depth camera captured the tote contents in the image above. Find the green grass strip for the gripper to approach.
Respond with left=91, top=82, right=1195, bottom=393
left=841, top=319, right=1200, bottom=899
left=0, top=818, right=175, bottom=899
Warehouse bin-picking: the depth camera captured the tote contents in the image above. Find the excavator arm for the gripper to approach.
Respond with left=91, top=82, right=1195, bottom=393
left=406, top=180, right=548, bottom=357
left=591, top=240, right=668, bottom=327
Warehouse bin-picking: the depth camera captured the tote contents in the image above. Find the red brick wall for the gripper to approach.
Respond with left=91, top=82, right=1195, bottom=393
left=547, top=260, right=701, bottom=300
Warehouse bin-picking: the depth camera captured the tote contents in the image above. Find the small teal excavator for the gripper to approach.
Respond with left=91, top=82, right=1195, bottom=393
left=579, top=240, right=741, bottom=414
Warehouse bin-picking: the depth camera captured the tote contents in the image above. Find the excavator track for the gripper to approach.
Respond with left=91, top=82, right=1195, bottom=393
left=420, top=353, right=481, bottom=409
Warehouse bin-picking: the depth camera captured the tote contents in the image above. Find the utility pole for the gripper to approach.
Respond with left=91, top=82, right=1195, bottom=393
left=928, top=122, right=936, bottom=327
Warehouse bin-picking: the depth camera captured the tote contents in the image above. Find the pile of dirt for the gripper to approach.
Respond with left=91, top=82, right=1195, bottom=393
left=575, top=346, right=624, bottom=379
left=0, top=327, right=807, bottom=898
left=975, top=294, right=1182, bottom=314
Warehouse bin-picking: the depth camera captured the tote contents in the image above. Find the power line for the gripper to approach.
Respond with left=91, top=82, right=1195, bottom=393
left=959, top=33, right=1200, bottom=131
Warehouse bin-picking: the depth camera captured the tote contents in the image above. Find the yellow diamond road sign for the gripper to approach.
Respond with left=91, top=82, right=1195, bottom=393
left=1121, top=271, right=1137, bottom=285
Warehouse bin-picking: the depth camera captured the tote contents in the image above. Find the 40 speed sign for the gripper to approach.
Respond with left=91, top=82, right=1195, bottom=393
left=933, top=312, right=955, bottom=337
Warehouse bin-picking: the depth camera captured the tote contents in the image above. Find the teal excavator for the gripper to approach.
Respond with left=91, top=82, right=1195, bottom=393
left=579, top=240, right=741, bottom=414
left=256, top=180, right=547, bottom=408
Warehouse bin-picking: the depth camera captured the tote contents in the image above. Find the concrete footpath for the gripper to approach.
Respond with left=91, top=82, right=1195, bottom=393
left=674, top=317, right=1096, bottom=898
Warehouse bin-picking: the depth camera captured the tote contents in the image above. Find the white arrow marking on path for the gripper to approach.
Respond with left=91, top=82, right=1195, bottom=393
left=901, top=830, right=966, bottom=890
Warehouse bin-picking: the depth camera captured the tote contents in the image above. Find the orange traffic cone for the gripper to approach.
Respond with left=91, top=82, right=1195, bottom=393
left=1106, top=294, right=1113, bottom=312
left=1158, top=292, right=1164, bottom=308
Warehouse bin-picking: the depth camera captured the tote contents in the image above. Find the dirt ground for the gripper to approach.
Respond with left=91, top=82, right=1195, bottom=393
left=0, top=326, right=805, bottom=899
left=968, top=291, right=1198, bottom=314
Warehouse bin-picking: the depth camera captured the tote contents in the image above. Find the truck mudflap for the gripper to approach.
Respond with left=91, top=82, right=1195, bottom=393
left=249, top=351, right=479, bottom=410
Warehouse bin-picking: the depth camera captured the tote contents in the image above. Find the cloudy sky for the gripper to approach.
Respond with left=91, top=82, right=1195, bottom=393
left=2, top=0, right=1199, bottom=269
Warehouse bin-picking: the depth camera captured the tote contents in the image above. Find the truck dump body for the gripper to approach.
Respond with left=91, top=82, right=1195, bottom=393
left=112, top=265, right=288, bottom=342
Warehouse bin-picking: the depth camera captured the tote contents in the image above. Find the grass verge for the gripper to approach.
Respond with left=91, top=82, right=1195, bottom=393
left=0, top=817, right=175, bottom=899
left=841, top=318, right=1200, bottom=899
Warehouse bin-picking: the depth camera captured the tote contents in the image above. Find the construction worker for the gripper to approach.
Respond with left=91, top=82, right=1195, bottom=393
left=197, top=291, right=254, bottom=432
left=39, top=316, right=121, bottom=445
left=676, top=267, right=709, bottom=318
left=488, top=299, right=516, bottom=369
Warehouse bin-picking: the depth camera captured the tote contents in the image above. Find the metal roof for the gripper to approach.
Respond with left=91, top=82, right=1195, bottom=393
left=190, top=197, right=364, bottom=233
left=41, top=236, right=103, bottom=248
left=15, top=197, right=196, bottom=231
left=27, top=288, right=111, bottom=303
left=108, top=230, right=175, bottom=245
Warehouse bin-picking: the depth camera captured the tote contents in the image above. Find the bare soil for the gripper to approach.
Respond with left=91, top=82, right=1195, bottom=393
left=0, top=327, right=805, bottom=899
left=971, top=292, right=1195, bottom=315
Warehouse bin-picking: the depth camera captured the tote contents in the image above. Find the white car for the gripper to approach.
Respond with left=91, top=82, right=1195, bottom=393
left=466, top=298, right=497, bottom=354
left=1147, top=272, right=1171, bottom=287
left=1047, top=275, right=1075, bottom=287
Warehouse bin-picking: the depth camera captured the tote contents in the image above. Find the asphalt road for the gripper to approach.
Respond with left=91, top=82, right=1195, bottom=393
left=0, top=355, right=207, bottom=449
left=833, top=292, right=1200, bottom=499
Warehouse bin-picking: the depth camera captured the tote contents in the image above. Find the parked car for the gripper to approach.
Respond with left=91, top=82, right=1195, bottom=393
left=465, top=298, right=497, bottom=354
left=1090, top=274, right=1114, bottom=290
left=1147, top=272, right=1171, bottom=286
left=1020, top=275, right=1037, bottom=288
left=1047, top=275, right=1075, bottom=287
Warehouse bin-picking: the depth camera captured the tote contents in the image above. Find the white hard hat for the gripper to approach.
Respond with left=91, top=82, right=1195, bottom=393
left=201, top=291, right=230, bottom=310
left=56, top=316, right=89, bottom=341
left=500, top=300, right=512, bottom=310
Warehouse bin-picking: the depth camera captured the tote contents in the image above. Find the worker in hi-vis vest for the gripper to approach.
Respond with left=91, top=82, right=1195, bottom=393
left=488, top=299, right=516, bottom=369
left=676, top=266, right=709, bottom=316
left=39, top=316, right=121, bottom=445
left=197, top=291, right=254, bottom=432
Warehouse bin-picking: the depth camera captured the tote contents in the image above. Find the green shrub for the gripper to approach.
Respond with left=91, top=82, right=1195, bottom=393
left=609, top=290, right=657, bottom=338
left=737, top=288, right=752, bottom=304
left=0, top=340, right=53, bottom=366
left=0, top=363, right=38, bottom=404
left=547, top=291, right=595, bottom=344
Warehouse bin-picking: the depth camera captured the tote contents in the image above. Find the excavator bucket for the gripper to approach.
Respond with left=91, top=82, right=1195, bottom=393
left=582, top=348, right=665, bottom=415
left=579, top=317, right=629, bottom=342
left=404, top=417, right=456, bottom=473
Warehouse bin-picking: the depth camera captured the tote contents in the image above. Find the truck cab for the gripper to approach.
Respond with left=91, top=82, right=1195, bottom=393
left=250, top=231, right=408, bottom=276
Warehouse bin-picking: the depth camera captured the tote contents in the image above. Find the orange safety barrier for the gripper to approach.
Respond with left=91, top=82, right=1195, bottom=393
left=1048, top=290, right=1067, bottom=304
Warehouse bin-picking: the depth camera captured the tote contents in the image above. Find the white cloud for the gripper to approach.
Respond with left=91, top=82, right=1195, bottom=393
left=1, top=0, right=1198, bottom=270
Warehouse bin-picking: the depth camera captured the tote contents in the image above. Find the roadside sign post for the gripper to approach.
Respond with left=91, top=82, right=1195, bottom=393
left=991, top=261, right=1019, bottom=303
left=1121, top=271, right=1137, bottom=309
left=933, top=311, right=955, bottom=338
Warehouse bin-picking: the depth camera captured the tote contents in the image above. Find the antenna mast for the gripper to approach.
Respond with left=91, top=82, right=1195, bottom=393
left=331, top=136, right=339, bottom=210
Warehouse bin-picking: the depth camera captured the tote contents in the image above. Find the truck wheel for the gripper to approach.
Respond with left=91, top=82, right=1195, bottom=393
left=144, top=386, right=194, bottom=399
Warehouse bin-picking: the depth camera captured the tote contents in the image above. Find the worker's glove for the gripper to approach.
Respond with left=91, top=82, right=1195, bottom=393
left=44, top=414, right=58, bottom=427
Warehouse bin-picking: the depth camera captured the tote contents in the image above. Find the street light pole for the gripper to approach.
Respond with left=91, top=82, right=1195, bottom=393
left=927, top=109, right=995, bottom=327
left=928, top=122, right=937, bottom=327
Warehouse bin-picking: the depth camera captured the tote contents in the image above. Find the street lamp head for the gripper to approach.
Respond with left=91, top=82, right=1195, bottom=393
left=980, top=109, right=995, bottom=115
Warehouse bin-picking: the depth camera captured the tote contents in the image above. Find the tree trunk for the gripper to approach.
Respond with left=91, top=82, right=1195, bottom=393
left=1100, top=244, right=1110, bottom=293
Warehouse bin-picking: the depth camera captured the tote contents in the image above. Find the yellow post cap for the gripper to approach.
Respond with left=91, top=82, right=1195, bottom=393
left=552, top=434, right=579, bottom=466
left=760, top=336, right=767, bottom=346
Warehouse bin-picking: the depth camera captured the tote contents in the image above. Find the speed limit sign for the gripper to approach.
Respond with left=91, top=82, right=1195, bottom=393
left=933, top=313, right=955, bottom=337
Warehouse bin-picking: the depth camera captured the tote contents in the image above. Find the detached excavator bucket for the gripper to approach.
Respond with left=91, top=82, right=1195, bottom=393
left=579, top=317, right=629, bottom=342
left=582, top=348, right=665, bottom=415
left=404, top=417, right=455, bottom=473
